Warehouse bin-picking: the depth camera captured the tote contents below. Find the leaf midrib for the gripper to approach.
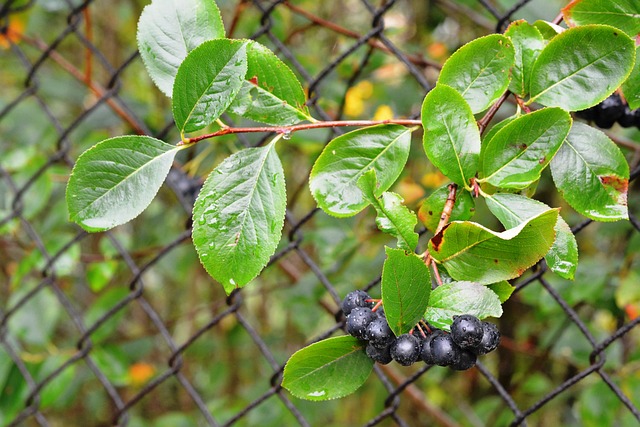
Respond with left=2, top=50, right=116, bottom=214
left=73, top=147, right=176, bottom=222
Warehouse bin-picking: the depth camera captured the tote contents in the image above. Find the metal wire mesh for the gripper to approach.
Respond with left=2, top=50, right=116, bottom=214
left=1, top=0, right=640, bottom=426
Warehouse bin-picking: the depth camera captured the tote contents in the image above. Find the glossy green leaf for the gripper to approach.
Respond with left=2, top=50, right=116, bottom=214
left=563, top=0, right=640, bottom=38
left=486, top=193, right=578, bottom=279
left=424, top=282, right=502, bottom=331
left=192, top=139, right=286, bottom=294
left=422, top=84, right=481, bottom=188
left=309, top=125, right=412, bottom=217
left=488, top=281, right=515, bottom=303
left=282, top=336, right=373, bottom=401
left=381, top=247, right=431, bottom=336
left=428, top=209, right=559, bottom=284
left=66, top=136, right=179, bottom=232
left=505, top=20, right=545, bottom=98
left=438, top=34, right=515, bottom=113
left=418, top=185, right=475, bottom=233
left=480, top=108, right=572, bottom=189
left=137, top=0, right=225, bottom=97
left=528, top=25, right=636, bottom=110
left=533, top=20, right=565, bottom=41
left=172, top=39, right=248, bottom=134
left=229, top=41, right=311, bottom=125
left=550, top=122, right=629, bottom=221
left=358, top=170, right=418, bottom=251
left=622, top=48, right=640, bottom=110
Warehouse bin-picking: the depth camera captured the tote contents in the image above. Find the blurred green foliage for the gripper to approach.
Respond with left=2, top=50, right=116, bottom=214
left=1, top=0, right=640, bottom=426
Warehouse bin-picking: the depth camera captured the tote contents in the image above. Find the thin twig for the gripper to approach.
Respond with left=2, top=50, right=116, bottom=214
left=22, top=35, right=147, bottom=135
left=83, top=5, right=93, bottom=85
left=477, top=91, right=511, bottom=135
left=181, top=120, right=421, bottom=145
left=283, top=1, right=441, bottom=70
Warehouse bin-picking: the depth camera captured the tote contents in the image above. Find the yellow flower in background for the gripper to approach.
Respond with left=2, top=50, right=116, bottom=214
left=421, top=171, right=448, bottom=189
left=373, top=105, right=394, bottom=121
left=129, top=362, right=155, bottom=386
left=0, top=17, right=24, bottom=49
left=344, top=80, right=374, bottom=117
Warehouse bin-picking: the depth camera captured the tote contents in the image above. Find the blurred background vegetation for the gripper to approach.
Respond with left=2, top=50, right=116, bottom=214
left=1, top=0, right=640, bottom=426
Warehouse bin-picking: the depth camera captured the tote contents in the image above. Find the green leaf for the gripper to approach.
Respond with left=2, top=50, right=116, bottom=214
left=488, top=281, right=515, bottom=303
left=563, top=0, right=640, bottom=39
left=528, top=25, right=636, bottom=110
left=66, top=136, right=179, bottom=232
left=622, top=47, right=640, bottom=110
left=358, top=170, right=418, bottom=251
left=172, top=39, right=248, bottom=134
left=437, top=34, right=515, bottom=113
left=229, top=41, right=310, bottom=125
left=192, top=139, right=286, bottom=294
left=381, top=248, right=431, bottom=336
left=282, top=336, right=373, bottom=401
left=421, top=84, right=481, bottom=188
left=137, top=0, right=225, bottom=97
left=428, top=209, right=559, bottom=284
left=480, top=108, right=572, bottom=189
left=309, top=125, right=412, bottom=217
left=418, top=185, right=475, bottom=233
left=533, top=20, right=565, bottom=41
left=550, top=122, right=629, bottom=221
left=505, top=20, right=545, bottom=98
left=486, top=193, right=578, bottom=279
left=424, top=282, right=502, bottom=331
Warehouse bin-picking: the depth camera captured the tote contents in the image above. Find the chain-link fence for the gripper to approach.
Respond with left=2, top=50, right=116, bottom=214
left=1, top=0, right=640, bottom=426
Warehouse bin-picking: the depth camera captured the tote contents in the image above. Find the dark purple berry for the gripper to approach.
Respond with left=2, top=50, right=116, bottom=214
left=390, top=334, right=421, bottom=366
left=430, top=334, right=460, bottom=367
left=366, top=342, right=392, bottom=364
left=341, top=290, right=371, bottom=316
left=450, top=348, right=477, bottom=371
left=365, top=317, right=394, bottom=349
left=594, top=94, right=624, bottom=129
left=374, top=305, right=385, bottom=318
left=346, top=307, right=376, bottom=339
left=575, top=106, right=598, bottom=121
left=450, top=315, right=483, bottom=349
left=618, top=106, right=640, bottom=128
left=420, top=331, right=442, bottom=365
left=475, top=321, right=500, bottom=355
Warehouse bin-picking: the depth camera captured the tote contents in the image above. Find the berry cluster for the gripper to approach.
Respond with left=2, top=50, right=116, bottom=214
left=576, top=93, right=640, bottom=129
left=342, top=291, right=500, bottom=370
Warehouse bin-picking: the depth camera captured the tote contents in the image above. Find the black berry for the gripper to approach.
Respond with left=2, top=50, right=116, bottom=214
left=450, top=348, right=477, bottom=371
left=346, top=307, right=376, bottom=339
left=594, top=94, right=624, bottom=129
left=450, top=314, right=483, bottom=350
left=419, top=331, right=442, bottom=365
left=618, top=106, right=640, bottom=128
left=475, top=321, right=500, bottom=355
left=365, top=317, right=395, bottom=349
left=341, top=290, right=371, bottom=316
left=366, top=342, right=392, bottom=364
left=390, top=334, right=421, bottom=366
left=430, top=334, right=460, bottom=367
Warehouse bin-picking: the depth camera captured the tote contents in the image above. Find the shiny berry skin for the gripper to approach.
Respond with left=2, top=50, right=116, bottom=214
left=390, top=334, right=421, bottom=366
left=341, top=290, right=371, bottom=316
left=475, top=321, right=500, bottom=355
left=366, top=343, right=392, bottom=364
left=450, top=315, right=483, bottom=349
left=450, top=348, right=477, bottom=371
left=420, top=331, right=442, bottom=365
left=430, top=334, right=460, bottom=367
left=346, top=307, right=376, bottom=339
left=365, top=317, right=394, bottom=349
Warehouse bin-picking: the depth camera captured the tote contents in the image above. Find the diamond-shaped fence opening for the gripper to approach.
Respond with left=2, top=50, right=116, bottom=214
left=1, top=0, right=640, bottom=426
